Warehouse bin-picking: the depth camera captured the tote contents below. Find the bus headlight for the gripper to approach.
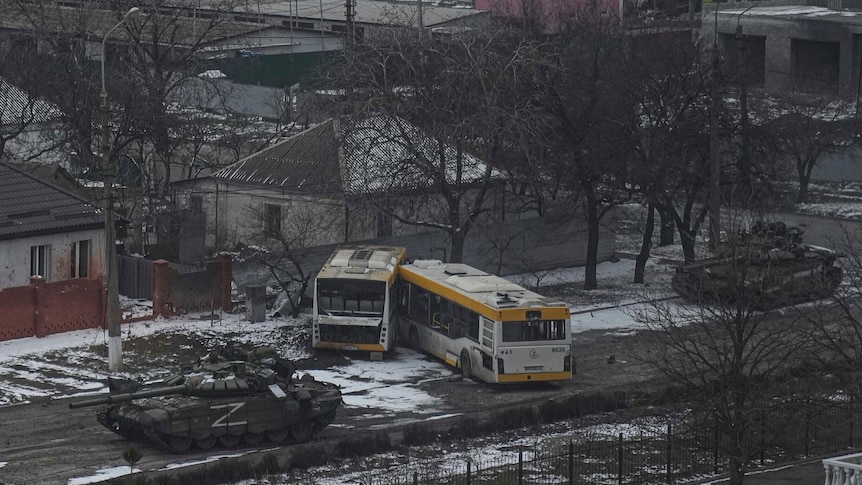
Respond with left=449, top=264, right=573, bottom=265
left=564, top=354, right=572, bottom=372
left=497, top=358, right=505, bottom=374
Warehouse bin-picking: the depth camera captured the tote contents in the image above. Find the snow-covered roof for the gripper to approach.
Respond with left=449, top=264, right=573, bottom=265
left=211, top=115, right=496, bottom=195
left=0, top=78, right=61, bottom=126
left=715, top=5, right=862, bottom=22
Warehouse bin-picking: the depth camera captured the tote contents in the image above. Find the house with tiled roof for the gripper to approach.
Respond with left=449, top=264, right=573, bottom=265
left=0, top=161, right=108, bottom=289
left=171, top=115, right=504, bottom=254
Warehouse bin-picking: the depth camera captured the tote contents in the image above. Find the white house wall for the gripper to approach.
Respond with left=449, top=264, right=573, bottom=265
left=178, top=179, right=352, bottom=251
left=0, top=228, right=107, bottom=288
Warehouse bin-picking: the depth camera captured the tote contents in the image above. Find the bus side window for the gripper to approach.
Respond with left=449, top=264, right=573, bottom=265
left=451, top=305, right=465, bottom=338
left=410, top=288, right=429, bottom=324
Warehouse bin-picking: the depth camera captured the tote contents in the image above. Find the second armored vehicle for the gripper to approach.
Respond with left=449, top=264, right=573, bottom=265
left=671, top=221, right=843, bottom=309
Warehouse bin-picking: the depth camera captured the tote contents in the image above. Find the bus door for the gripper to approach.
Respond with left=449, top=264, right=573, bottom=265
left=476, top=317, right=496, bottom=373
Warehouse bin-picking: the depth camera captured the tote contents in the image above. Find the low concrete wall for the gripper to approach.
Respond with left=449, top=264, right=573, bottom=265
left=232, top=216, right=616, bottom=293
left=153, top=255, right=232, bottom=317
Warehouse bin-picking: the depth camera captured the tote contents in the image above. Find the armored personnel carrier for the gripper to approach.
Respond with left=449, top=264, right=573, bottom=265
left=69, top=349, right=342, bottom=453
left=671, top=221, right=843, bottom=309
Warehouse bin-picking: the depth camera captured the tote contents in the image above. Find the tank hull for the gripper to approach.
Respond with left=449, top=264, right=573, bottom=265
left=672, top=253, right=842, bottom=310
left=93, top=381, right=340, bottom=452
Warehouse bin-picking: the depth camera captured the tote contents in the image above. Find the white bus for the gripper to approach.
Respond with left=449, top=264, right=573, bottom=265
left=312, top=246, right=406, bottom=359
left=397, top=260, right=573, bottom=383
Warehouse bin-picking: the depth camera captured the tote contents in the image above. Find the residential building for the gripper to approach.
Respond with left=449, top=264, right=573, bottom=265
left=0, top=161, right=108, bottom=289
left=702, top=0, right=862, bottom=96
left=170, top=115, right=506, bottom=255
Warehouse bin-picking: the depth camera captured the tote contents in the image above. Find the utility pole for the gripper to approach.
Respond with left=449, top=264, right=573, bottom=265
left=736, top=25, right=751, bottom=187
left=345, top=0, right=355, bottom=50
left=708, top=36, right=722, bottom=250
left=101, top=7, right=140, bottom=372
left=418, top=0, right=423, bottom=40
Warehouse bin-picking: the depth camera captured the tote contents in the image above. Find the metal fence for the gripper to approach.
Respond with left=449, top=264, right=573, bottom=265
left=118, top=255, right=153, bottom=300
left=118, top=256, right=204, bottom=300
left=355, top=402, right=859, bottom=485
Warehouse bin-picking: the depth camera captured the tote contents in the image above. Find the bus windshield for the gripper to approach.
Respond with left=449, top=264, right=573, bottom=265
left=317, top=279, right=386, bottom=317
left=501, top=320, right=567, bottom=342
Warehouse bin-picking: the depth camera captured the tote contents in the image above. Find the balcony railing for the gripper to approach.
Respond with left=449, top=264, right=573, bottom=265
left=823, top=452, right=862, bottom=485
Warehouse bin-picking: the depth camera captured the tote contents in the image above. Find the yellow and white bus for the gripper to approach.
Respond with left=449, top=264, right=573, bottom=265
left=312, top=246, right=406, bottom=360
left=397, top=260, right=573, bottom=383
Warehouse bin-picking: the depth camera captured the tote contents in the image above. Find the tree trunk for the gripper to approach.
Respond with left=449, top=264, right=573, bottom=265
left=449, top=230, right=466, bottom=263
left=728, top=453, right=746, bottom=485
left=679, top=227, right=697, bottom=262
left=796, top=169, right=810, bottom=205
left=658, top=203, right=675, bottom=246
left=634, top=202, right=654, bottom=284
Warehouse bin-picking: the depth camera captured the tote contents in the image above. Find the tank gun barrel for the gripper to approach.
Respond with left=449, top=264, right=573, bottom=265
left=69, top=384, right=191, bottom=409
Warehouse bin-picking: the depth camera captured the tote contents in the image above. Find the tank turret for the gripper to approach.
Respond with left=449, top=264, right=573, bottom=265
left=69, top=351, right=341, bottom=453
left=672, top=221, right=843, bottom=309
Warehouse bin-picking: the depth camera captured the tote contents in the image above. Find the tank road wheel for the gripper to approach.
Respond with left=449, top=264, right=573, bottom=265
left=460, top=349, right=472, bottom=380
left=290, top=421, right=314, bottom=442
left=194, top=436, right=217, bottom=450
left=218, top=434, right=241, bottom=448
left=167, top=436, right=192, bottom=453
left=243, top=432, right=265, bottom=446
left=266, top=428, right=290, bottom=443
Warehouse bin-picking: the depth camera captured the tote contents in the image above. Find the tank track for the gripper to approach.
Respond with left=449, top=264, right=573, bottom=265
left=111, top=410, right=340, bottom=453
left=672, top=266, right=843, bottom=311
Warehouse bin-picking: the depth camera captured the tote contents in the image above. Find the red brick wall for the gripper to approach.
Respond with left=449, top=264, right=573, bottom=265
left=0, top=277, right=105, bottom=341
left=0, top=285, right=37, bottom=340
left=38, top=279, right=104, bottom=336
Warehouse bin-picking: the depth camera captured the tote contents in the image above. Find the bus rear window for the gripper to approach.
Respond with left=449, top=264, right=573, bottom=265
left=318, top=279, right=386, bottom=316
left=501, top=320, right=567, bottom=342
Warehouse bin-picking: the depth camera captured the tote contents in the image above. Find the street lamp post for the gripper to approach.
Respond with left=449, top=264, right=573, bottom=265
left=101, top=7, right=139, bottom=373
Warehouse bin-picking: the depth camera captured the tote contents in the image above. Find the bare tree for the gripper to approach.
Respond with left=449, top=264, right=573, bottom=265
left=765, top=94, right=857, bottom=205
left=529, top=8, right=638, bottom=289
left=327, top=18, right=533, bottom=262
left=242, top=199, right=342, bottom=317
left=801, top=221, right=862, bottom=397
left=628, top=31, right=711, bottom=280
left=633, top=211, right=817, bottom=484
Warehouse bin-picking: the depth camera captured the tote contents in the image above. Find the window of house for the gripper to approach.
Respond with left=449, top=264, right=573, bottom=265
left=30, top=244, right=51, bottom=281
left=71, top=240, right=90, bottom=278
left=264, top=204, right=282, bottom=237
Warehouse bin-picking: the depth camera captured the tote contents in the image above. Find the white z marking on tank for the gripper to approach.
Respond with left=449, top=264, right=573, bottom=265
left=210, top=402, right=247, bottom=427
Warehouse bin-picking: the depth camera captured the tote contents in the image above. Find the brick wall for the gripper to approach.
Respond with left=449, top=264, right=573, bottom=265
left=37, top=278, right=104, bottom=336
left=0, top=284, right=37, bottom=340
left=0, top=276, right=105, bottom=341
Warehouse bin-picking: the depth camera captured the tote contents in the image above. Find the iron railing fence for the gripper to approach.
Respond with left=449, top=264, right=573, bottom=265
left=348, top=401, right=860, bottom=485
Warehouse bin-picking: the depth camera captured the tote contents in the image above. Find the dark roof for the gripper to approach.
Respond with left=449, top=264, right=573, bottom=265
left=0, top=161, right=104, bottom=241
left=213, top=120, right=343, bottom=194
left=3, top=159, right=83, bottom=195
left=211, top=116, right=491, bottom=195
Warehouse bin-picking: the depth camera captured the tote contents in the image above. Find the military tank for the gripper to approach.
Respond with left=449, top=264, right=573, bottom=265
left=671, top=221, right=843, bottom=310
left=69, top=350, right=342, bottom=453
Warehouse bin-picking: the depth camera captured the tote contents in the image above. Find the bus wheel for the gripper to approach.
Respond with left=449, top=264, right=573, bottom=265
left=460, top=349, right=472, bottom=380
